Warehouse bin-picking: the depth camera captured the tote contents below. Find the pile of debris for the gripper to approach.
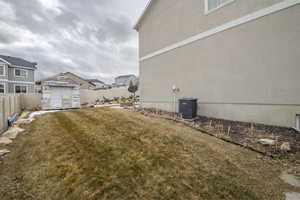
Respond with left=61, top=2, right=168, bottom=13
left=136, top=108, right=300, bottom=162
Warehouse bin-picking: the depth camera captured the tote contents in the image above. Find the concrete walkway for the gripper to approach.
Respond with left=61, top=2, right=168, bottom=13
left=280, top=171, right=300, bottom=200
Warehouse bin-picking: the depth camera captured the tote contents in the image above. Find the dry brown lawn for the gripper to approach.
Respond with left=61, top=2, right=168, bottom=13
left=0, top=108, right=298, bottom=200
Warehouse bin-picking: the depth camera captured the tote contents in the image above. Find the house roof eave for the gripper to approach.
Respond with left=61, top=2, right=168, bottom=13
left=133, top=0, right=153, bottom=31
left=0, top=58, right=11, bottom=65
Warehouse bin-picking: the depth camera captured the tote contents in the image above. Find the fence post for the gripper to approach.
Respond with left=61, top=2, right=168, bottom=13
left=0, top=94, right=35, bottom=134
left=0, top=97, right=4, bottom=134
left=4, top=96, right=9, bottom=132
left=20, top=94, right=24, bottom=110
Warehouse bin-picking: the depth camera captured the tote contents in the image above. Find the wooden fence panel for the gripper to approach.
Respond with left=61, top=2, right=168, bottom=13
left=0, top=94, right=41, bottom=134
left=0, top=98, right=5, bottom=133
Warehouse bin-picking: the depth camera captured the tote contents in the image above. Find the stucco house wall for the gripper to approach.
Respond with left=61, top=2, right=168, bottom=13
left=63, top=72, right=95, bottom=90
left=137, top=0, right=300, bottom=128
left=139, top=0, right=286, bottom=57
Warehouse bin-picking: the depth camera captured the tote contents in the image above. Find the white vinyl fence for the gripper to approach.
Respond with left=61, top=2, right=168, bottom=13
left=80, top=87, right=139, bottom=105
left=0, top=88, right=138, bottom=133
left=0, top=94, right=41, bottom=134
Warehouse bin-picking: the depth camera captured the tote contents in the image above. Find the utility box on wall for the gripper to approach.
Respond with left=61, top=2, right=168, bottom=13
left=179, top=98, right=198, bottom=119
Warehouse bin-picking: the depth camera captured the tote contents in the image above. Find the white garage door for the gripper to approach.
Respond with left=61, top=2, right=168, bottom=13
left=50, top=87, right=72, bottom=109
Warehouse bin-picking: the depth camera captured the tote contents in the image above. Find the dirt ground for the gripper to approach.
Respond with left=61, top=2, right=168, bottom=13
left=137, top=108, right=300, bottom=163
left=0, top=108, right=299, bottom=200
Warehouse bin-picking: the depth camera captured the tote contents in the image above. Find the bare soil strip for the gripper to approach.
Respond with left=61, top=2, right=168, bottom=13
left=136, top=108, right=300, bottom=162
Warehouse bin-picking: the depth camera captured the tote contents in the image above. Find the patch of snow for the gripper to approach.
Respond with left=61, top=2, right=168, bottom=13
left=280, top=171, right=300, bottom=187
left=285, top=192, right=300, bottom=200
left=0, top=149, right=10, bottom=156
left=111, top=106, right=124, bottom=109
left=94, top=104, right=121, bottom=108
left=28, top=110, right=62, bottom=121
left=258, top=139, right=275, bottom=145
left=14, top=118, right=34, bottom=125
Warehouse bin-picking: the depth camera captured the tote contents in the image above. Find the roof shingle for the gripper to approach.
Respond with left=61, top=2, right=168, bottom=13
left=0, top=55, right=37, bottom=69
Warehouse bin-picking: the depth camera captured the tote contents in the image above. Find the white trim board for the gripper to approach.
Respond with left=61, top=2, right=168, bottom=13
left=0, top=58, right=11, bottom=65
left=0, top=79, right=35, bottom=85
left=11, top=65, right=36, bottom=70
left=140, top=0, right=300, bottom=61
left=9, top=80, right=34, bottom=85
left=134, top=0, right=153, bottom=30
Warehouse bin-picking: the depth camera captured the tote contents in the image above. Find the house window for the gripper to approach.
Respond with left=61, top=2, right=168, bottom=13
left=205, top=0, right=234, bottom=14
left=0, top=84, right=4, bottom=93
left=15, top=85, right=27, bottom=93
left=15, top=69, right=27, bottom=77
left=0, top=64, right=4, bottom=76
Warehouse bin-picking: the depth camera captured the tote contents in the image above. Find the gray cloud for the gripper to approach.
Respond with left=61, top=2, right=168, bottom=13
left=0, top=32, right=17, bottom=44
left=0, top=0, right=148, bottom=83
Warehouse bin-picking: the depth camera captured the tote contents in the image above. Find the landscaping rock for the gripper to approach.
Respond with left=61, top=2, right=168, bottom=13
left=15, top=118, right=34, bottom=125
left=0, top=137, right=13, bottom=145
left=120, top=102, right=133, bottom=107
left=258, top=139, right=275, bottom=145
left=0, top=149, right=10, bottom=156
left=281, top=142, right=291, bottom=151
left=3, top=127, right=25, bottom=139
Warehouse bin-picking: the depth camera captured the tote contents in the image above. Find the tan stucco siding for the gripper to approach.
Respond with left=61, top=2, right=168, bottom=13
left=139, top=5, right=300, bottom=127
left=142, top=102, right=300, bottom=128
left=139, top=0, right=286, bottom=57
left=64, top=73, right=94, bottom=89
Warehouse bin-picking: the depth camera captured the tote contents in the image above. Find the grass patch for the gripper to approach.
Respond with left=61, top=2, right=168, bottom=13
left=0, top=108, right=297, bottom=200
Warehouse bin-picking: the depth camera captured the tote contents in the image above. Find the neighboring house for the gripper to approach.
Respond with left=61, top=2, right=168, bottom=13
left=0, top=55, right=37, bottom=94
left=134, top=0, right=300, bottom=129
left=114, top=75, right=137, bottom=86
left=86, top=79, right=108, bottom=89
left=37, top=72, right=96, bottom=91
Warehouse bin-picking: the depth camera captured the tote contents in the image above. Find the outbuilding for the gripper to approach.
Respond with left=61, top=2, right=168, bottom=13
left=41, top=81, right=80, bottom=110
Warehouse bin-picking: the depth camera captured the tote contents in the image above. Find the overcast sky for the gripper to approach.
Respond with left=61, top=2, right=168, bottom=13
left=0, top=0, right=148, bottom=83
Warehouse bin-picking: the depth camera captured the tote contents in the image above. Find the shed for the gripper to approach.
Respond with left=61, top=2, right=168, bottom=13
left=41, top=81, right=80, bottom=110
